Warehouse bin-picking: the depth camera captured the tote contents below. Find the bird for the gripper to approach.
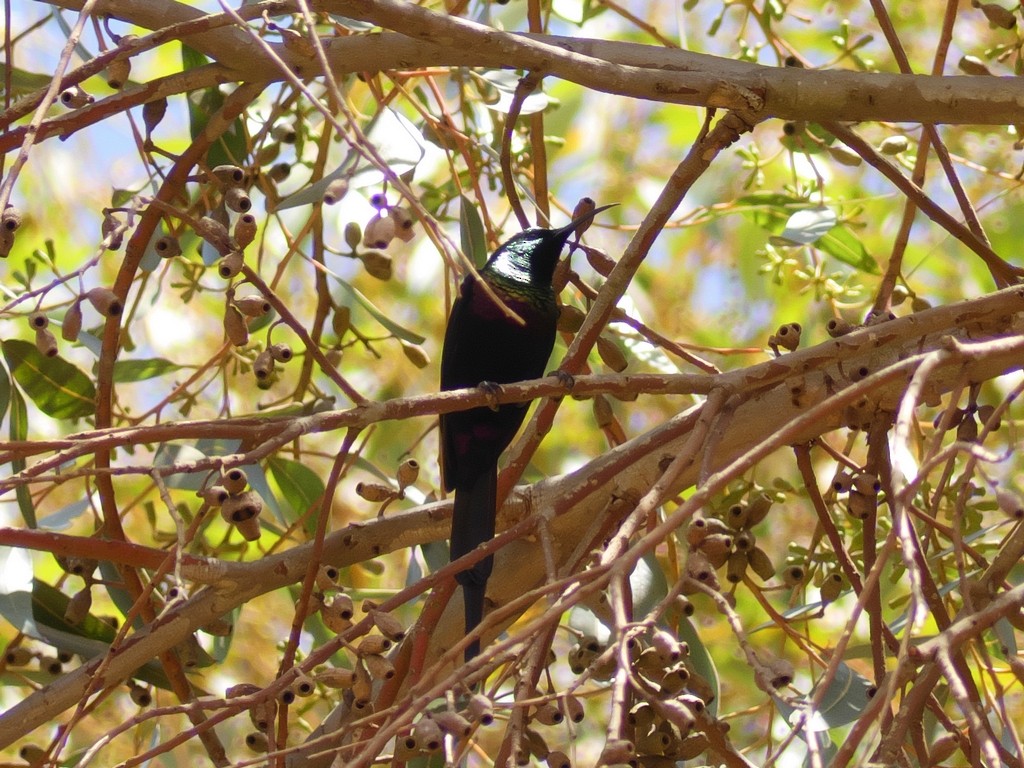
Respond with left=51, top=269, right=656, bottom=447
left=440, top=202, right=613, bottom=661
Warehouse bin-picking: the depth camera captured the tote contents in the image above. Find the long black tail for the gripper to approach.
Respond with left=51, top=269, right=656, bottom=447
left=451, top=465, right=497, bottom=662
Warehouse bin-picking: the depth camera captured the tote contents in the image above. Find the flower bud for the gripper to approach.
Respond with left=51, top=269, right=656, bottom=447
left=400, top=341, right=429, bottom=367
left=596, top=335, right=627, bottom=372
left=343, top=221, right=362, bottom=249
left=585, top=246, right=616, bottom=276
left=748, top=546, right=776, bottom=580
left=64, top=586, right=92, bottom=625
left=218, top=250, right=245, bottom=279
left=233, top=213, right=258, bottom=248
left=223, top=305, right=249, bottom=346
left=332, top=304, right=352, bottom=337
left=976, top=1, right=1017, bottom=29
left=827, top=143, right=863, bottom=166
left=61, top=301, right=83, bottom=342
left=592, top=394, right=614, bottom=428
left=878, top=135, right=909, bottom=155
left=557, top=304, right=586, bottom=333
left=958, top=55, right=992, bottom=75
left=86, top=287, right=123, bottom=317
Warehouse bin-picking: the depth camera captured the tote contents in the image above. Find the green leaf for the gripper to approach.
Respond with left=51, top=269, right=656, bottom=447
left=818, top=224, right=880, bottom=274
left=0, top=361, right=10, bottom=425
left=1, top=339, right=95, bottom=419
left=8, top=389, right=36, bottom=527
left=460, top=194, right=487, bottom=268
left=268, top=457, right=326, bottom=535
left=112, top=357, right=183, bottom=383
left=182, top=45, right=246, bottom=168
left=333, top=279, right=426, bottom=345
left=773, top=206, right=838, bottom=246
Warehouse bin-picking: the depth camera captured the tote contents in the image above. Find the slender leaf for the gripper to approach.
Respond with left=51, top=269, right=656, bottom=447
left=2, top=339, right=95, bottom=419
left=333, top=279, right=426, bottom=345
left=8, top=389, right=36, bottom=527
left=182, top=46, right=246, bottom=168
left=268, top=457, right=326, bottom=531
left=0, top=361, right=10, bottom=424
left=460, top=194, right=487, bottom=268
left=818, top=224, right=880, bottom=274
left=113, top=357, right=183, bottom=383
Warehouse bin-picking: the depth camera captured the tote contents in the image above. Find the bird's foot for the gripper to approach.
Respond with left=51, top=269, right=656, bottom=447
left=549, top=369, right=575, bottom=391
left=479, top=381, right=502, bottom=411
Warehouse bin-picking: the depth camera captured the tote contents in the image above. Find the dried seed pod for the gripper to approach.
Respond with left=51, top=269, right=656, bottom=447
left=19, top=745, right=46, bottom=766
left=234, top=213, right=258, bottom=248
left=253, top=349, right=276, bottom=382
left=570, top=197, right=598, bottom=235
left=212, top=164, right=245, bottom=186
left=315, top=564, right=340, bottom=591
left=235, top=295, right=271, bottom=317
left=782, top=563, right=805, bottom=587
left=359, top=249, right=393, bottom=280
left=58, top=555, right=97, bottom=578
left=39, top=655, right=63, bottom=675
left=34, top=327, right=58, bottom=358
left=561, top=694, right=584, bottom=723
left=224, top=187, right=252, bottom=213
left=596, top=335, right=627, bottom=372
left=468, top=693, right=494, bottom=725
left=271, top=122, right=297, bottom=143
left=357, top=634, right=392, bottom=656
left=598, top=738, right=635, bottom=766
left=878, top=135, right=909, bottom=155
left=142, top=97, right=167, bottom=135
left=686, top=514, right=731, bottom=546
left=356, top=481, right=397, bottom=503
left=221, top=468, right=248, bottom=495
left=316, top=667, right=356, bottom=688
left=332, top=304, right=352, bottom=338
left=221, top=492, right=263, bottom=541
left=154, top=235, right=181, bottom=259
left=396, top=459, right=419, bottom=491
left=558, top=304, right=586, bottom=333
left=401, top=341, right=429, bottom=368
left=413, top=716, right=443, bottom=752
left=819, top=571, right=846, bottom=603
left=85, top=287, right=123, bottom=317
left=827, top=143, right=863, bottom=166
left=105, top=57, right=131, bottom=89
left=659, top=664, right=691, bottom=695
left=369, top=192, right=388, bottom=209
left=5, top=647, right=33, bottom=666
left=352, top=660, right=373, bottom=709
left=2, top=207, right=23, bottom=232
left=651, top=629, right=683, bottom=665
left=331, top=592, right=354, bottom=619
left=64, top=586, right=92, bottom=625
left=268, top=344, right=292, bottom=363
left=362, top=653, right=395, bottom=680
left=102, top=213, right=123, bottom=249
left=389, top=207, right=416, bottom=242
left=288, top=670, right=316, bottom=698
left=218, top=250, right=245, bottom=279
left=766, top=656, right=795, bottom=688
left=524, top=727, right=550, bottom=759
left=748, top=546, right=776, bottom=580
left=61, top=301, right=83, bottom=342
left=323, top=179, right=349, bottom=205
left=725, top=551, right=748, bottom=584
left=995, top=488, right=1024, bottom=519
left=958, top=55, right=992, bottom=75
left=956, top=413, right=979, bottom=442
left=320, top=599, right=353, bottom=633
left=128, top=682, right=152, bottom=707
left=533, top=702, right=563, bottom=725
left=546, top=751, right=571, bottom=768
left=773, top=322, right=802, bottom=351
left=976, top=404, right=1000, bottom=430
left=195, top=216, right=233, bottom=255
left=432, top=710, right=471, bottom=737
left=60, top=85, right=94, bottom=108
left=245, top=732, right=269, bottom=753
left=268, top=162, right=291, bottom=183
left=826, top=317, right=854, bottom=337
left=363, top=213, right=396, bottom=248
left=696, top=532, right=733, bottom=566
